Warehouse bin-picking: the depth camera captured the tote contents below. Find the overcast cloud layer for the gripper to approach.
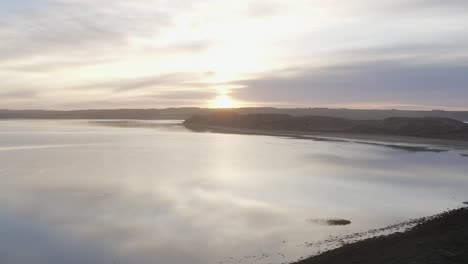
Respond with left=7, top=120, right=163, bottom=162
left=1, top=0, right=467, bottom=110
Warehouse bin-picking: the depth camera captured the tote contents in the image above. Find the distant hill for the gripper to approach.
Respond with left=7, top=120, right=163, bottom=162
left=0, top=108, right=207, bottom=120
left=1, top=108, right=468, bottom=121
left=184, top=112, right=468, bottom=140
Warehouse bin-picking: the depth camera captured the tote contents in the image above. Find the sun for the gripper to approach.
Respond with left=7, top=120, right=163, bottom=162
left=210, top=95, right=237, bottom=108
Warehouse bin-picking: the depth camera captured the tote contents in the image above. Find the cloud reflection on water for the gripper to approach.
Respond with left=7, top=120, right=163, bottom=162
left=0, top=120, right=467, bottom=264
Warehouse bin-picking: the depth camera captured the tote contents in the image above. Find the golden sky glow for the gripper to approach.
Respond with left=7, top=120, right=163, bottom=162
left=209, top=95, right=238, bottom=109
left=1, top=1, right=468, bottom=110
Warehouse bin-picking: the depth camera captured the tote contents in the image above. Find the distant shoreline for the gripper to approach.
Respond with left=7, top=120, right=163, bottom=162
left=184, top=124, right=468, bottom=152
left=3, top=118, right=468, bottom=153
left=2, top=108, right=468, bottom=121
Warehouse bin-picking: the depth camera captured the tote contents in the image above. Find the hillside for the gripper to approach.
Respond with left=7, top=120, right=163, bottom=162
left=183, top=112, right=468, bottom=140
left=1, top=108, right=468, bottom=121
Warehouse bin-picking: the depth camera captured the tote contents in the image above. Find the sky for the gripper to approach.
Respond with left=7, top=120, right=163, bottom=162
left=1, top=0, right=467, bottom=110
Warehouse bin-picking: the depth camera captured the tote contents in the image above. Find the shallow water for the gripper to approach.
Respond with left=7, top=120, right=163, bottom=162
left=0, top=120, right=467, bottom=264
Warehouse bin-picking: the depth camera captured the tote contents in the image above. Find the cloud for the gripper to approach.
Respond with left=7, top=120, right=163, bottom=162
left=316, top=0, right=468, bottom=15
left=231, top=59, right=468, bottom=109
left=3, top=58, right=114, bottom=72
left=394, top=0, right=468, bottom=11
left=0, top=89, right=38, bottom=99
left=45, top=89, right=217, bottom=109
left=152, top=89, right=216, bottom=100
left=1, top=0, right=468, bottom=109
left=0, top=0, right=171, bottom=63
left=246, top=0, right=280, bottom=17
left=80, top=72, right=215, bottom=92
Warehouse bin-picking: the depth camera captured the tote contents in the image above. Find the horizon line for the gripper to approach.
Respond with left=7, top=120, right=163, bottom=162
left=2, top=107, right=468, bottom=112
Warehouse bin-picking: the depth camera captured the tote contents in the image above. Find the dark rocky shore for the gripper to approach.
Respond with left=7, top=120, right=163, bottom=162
left=184, top=112, right=468, bottom=141
left=294, top=207, right=468, bottom=264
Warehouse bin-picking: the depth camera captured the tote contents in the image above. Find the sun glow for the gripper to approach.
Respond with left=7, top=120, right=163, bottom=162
left=210, top=95, right=237, bottom=108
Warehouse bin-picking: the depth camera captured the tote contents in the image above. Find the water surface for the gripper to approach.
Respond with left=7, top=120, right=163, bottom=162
left=0, top=120, right=467, bottom=264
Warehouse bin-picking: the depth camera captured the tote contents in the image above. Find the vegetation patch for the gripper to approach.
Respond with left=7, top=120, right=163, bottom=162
left=307, top=218, right=352, bottom=226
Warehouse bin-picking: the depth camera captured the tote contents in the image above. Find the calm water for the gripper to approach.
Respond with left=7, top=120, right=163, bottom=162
left=0, top=120, right=467, bottom=264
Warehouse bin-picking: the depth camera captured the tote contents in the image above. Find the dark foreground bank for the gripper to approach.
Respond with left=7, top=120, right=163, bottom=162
left=293, top=207, right=468, bottom=264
